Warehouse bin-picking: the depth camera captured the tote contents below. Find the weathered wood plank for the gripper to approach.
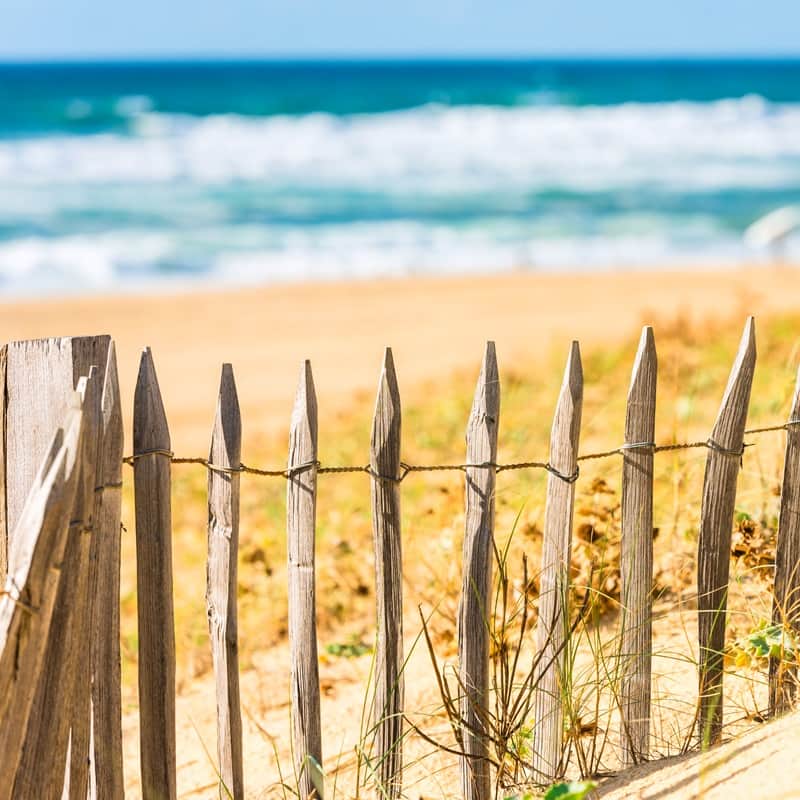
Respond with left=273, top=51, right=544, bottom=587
left=532, top=341, right=583, bottom=784
left=0, top=403, right=84, bottom=799
left=287, top=361, right=322, bottom=800
left=134, top=347, right=177, bottom=800
left=13, top=369, right=102, bottom=800
left=770, top=363, right=800, bottom=714
left=458, top=342, right=500, bottom=800
left=619, top=327, right=657, bottom=765
left=89, top=342, right=125, bottom=799
left=0, top=343, right=7, bottom=584
left=369, top=348, right=403, bottom=799
left=207, top=364, right=244, bottom=800
left=697, top=317, right=756, bottom=746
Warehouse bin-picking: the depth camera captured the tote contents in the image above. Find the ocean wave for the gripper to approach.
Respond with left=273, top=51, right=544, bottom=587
left=0, top=96, right=798, bottom=192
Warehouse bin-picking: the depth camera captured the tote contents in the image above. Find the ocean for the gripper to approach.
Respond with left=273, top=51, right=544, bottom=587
left=0, top=59, right=799, bottom=295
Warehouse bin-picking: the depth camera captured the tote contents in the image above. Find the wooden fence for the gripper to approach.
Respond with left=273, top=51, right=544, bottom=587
left=0, top=317, right=798, bottom=799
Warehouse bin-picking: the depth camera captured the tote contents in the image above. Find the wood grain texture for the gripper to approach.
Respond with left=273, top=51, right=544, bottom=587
left=697, top=317, right=756, bottom=746
left=369, top=348, right=403, bottom=799
left=0, top=404, right=84, bottom=799
left=90, top=342, right=125, bottom=799
left=134, top=347, right=177, bottom=800
left=13, top=369, right=102, bottom=800
left=532, top=341, right=583, bottom=784
left=287, top=361, right=322, bottom=800
left=206, top=364, right=244, bottom=800
left=770, top=363, right=800, bottom=714
left=0, top=344, right=6, bottom=583
left=458, top=342, right=499, bottom=800
left=619, top=327, right=657, bottom=765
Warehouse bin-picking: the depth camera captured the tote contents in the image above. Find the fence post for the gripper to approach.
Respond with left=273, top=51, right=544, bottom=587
left=458, top=342, right=499, bottom=800
left=697, top=317, right=756, bottom=746
left=287, top=361, right=322, bottom=800
left=770, top=362, right=800, bottom=714
left=532, top=341, right=583, bottom=784
left=90, top=342, right=125, bottom=799
left=207, top=364, right=244, bottom=799
left=0, top=344, right=6, bottom=583
left=369, top=348, right=403, bottom=799
left=619, top=327, right=657, bottom=765
left=0, top=403, right=84, bottom=799
left=134, top=347, right=177, bottom=800
left=13, top=369, right=102, bottom=799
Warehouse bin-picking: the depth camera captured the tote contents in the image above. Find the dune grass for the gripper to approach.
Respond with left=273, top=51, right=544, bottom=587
left=117, top=310, right=800, bottom=791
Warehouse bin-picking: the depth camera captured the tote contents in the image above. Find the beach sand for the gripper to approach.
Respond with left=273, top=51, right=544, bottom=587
left=0, top=265, right=791, bottom=455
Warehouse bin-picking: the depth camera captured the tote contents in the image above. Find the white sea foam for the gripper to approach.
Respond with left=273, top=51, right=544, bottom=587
left=0, top=96, right=798, bottom=191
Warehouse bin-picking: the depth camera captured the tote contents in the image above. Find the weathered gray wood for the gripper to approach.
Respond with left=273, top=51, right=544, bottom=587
left=4, top=336, right=110, bottom=550
left=207, top=364, right=244, bottom=800
left=287, top=361, right=322, bottom=800
left=369, top=348, right=404, bottom=799
left=770, top=363, right=800, bottom=714
left=458, top=342, right=499, bottom=800
left=89, top=342, right=125, bottom=799
left=0, top=344, right=7, bottom=583
left=619, top=327, right=657, bottom=765
left=532, top=341, right=583, bottom=784
left=134, top=347, right=177, bottom=800
left=0, top=404, right=84, bottom=799
left=14, top=369, right=102, bottom=800
left=697, top=317, right=756, bottom=746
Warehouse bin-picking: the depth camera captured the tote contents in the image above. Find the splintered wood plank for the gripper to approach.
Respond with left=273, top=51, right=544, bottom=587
left=458, top=342, right=499, bottom=800
left=770, top=362, right=800, bottom=714
left=369, top=348, right=403, bottom=799
left=207, top=364, right=244, bottom=799
left=532, top=341, right=583, bottom=784
left=14, top=369, right=102, bottom=800
left=697, top=317, right=756, bottom=746
left=287, top=361, right=322, bottom=800
left=134, top=348, right=177, bottom=800
left=0, top=404, right=84, bottom=800
left=89, top=342, right=125, bottom=799
left=619, top=327, right=657, bottom=765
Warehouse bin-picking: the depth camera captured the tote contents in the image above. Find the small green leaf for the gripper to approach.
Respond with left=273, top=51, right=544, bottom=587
left=544, top=781, right=597, bottom=800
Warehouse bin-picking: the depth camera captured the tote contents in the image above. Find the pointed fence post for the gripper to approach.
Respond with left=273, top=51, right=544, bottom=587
left=458, top=342, right=499, bottom=800
left=134, top=348, right=177, bottom=800
left=0, top=404, right=84, bottom=799
left=90, top=343, right=125, bottom=799
left=369, top=348, right=403, bottom=799
left=532, top=341, right=583, bottom=784
left=207, top=364, right=244, bottom=799
left=770, top=364, right=800, bottom=714
left=619, top=327, right=657, bottom=765
left=697, top=317, right=756, bottom=746
left=13, top=369, right=102, bottom=800
left=287, top=361, right=322, bottom=800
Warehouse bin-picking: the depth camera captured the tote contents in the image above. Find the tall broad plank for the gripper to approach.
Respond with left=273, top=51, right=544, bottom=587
left=770, top=363, right=800, bottom=714
left=287, top=361, right=322, bottom=800
left=369, top=348, right=404, bottom=799
left=13, top=369, right=102, bottom=800
left=458, top=342, right=499, bottom=800
left=697, top=317, right=756, bottom=746
left=532, top=341, right=583, bottom=784
left=90, top=342, right=125, bottom=799
left=0, top=404, right=84, bottom=799
left=134, top=348, right=177, bottom=800
left=206, top=364, right=245, bottom=799
left=619, top=327, right=657, bottom=765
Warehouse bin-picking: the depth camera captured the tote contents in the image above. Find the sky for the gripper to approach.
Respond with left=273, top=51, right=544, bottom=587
left=1, top=0, right=799, bottom=60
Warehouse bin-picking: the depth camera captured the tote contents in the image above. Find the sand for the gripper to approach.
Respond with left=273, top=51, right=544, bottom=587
left=0, top=264, right=792, bottom=456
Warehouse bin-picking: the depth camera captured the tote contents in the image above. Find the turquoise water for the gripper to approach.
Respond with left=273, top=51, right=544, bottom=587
left=0, top=59, right=799, bottom=293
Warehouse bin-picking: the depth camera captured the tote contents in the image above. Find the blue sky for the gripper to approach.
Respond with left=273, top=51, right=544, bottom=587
left=1, top=0, right=799, bottom=60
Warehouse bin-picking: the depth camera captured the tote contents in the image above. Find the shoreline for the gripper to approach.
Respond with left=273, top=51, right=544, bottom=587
left=0, top=264, right=795, bottom=453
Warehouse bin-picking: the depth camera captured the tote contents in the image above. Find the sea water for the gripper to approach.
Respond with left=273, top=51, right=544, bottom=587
left=0, top=59, right=798, bottom=294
